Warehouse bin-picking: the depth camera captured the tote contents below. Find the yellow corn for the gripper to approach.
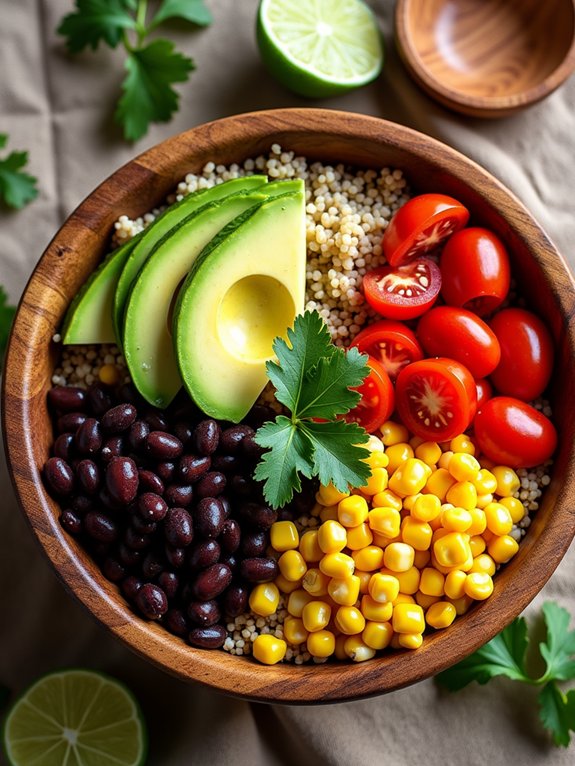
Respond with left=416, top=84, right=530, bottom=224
left=487, top=535, right=520, bottom=564
left=440, top=506, right=473, bottom=533
left=306, top=629, right=336, bottom=658
left=476, top=493, right=494, bottom=509
left=277, top=550, right=306, bottom=582
left=317, top=483, right=350, bottom=506
left=252, top=634, right=287, bottom=665
left=302, top=568, right=330, bottom=597
left=385, top=565, right=420, bottom=595
left=386, top=443, right=415, bottom=473
left=334, top=634, right=348, bottom=660
left=449, top=452, right=480, bottom=483
left=446, top=480, right=478, bottom=510
left=344, top=635, right=376, bottom=662
left=362, top=621, right=394, bottom=650
left=368, top=506, right=401, bottom=538
left=287, top=588, right=313, bottom=617
left=393, top=593, right=416, bottom=605
left=433, top=532, right=472, bottom=568
left=499, top=496, right=526, bottom=524
left=444, top=569, right=467, bottom=600
left=398, top=632, right=424, bottom=649
left=249, top=583, right=280, bottom=617
left=402, top=493, right=422, bottom=512
left=380, top=420, right=409, bottom=446
left=411, top=493, right=442, bottom=522
left=368, top=572, right=400, bottom=603
left=426, top=601, right=457, bottom=629
left=448, top=594, right=474, bottom=615
left=467, top=508, right=487, bottom=536
left=361, top=467, right=389, bottom=497
left=388, top=458, right=430, bottom=497
left=419, top=567, right=445, bottom=597
left=438, top=450, right=454, bottom=470
left=355, top=569, right=372, bottom=594
left=319, top=552, right=355, bottom=579
left=302, top=600, right=332, bottom=632
left=283, top=616, right=309, bottom=645
left=469, top=553, right=496, bottom=576
left=335, top=605, right=366, bottom=635
left=392, top=602, right=425, bottom=634
left=414, top=549, right=431, bottom=569
left=328, top=574, right=361, bottom=606
left=450, top=435, right=476, bottom=455
left=384, top=542, right=415, bottom=572
left=299, top=530, right=323, bottom=563
left=317, top=519, right=347, bottom=554
left=484, top=502, right=513, bottom=536
left=319, top=504, right=339, bottom=523
left=464, top=572, right=494, bottom=600
left=360, top=594, right=393, bottom=622
left=352, top=545, right=384, bottom=572
left=423, top=469, right=456, bottom=502
left=473, top=468, right=498, bottom=494
left=492, top=466, right=520, bottom=497
left=401, top=516, right=433, bottom=550
left=409, top=435, right=425, bottom=450
left=337, top=495, right=369, bottom=527
left=372, top=489, right=403, bottom=512
left=469, top=535, right=487, bottom=557
left=275, top=573, right=302, bottom=594
left=98, top=364, right=121, bottom=386
left=415, top=441, right=442, bottom=466
left=416, top=591, right=441, bottom=609
left=270, top=520, right=299, bottom=552
left=372, top=531, right=402, bottom=548
left=346, top=522, right=374, bottom=551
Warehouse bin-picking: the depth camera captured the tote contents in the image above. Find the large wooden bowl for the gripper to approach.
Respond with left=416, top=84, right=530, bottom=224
left=3, top=109, right=575, bottom=703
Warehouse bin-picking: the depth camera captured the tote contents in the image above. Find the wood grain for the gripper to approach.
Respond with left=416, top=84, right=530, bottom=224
left=3, top=108, right=575, bottom=703
left=395, top=0, right=575, bottom=117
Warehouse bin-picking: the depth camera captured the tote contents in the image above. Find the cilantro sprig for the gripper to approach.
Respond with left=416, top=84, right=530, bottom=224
left=437, top=602, right=575, bottom=747
left=0, top=286, right=17, bottom=370
left=58, top=0, right=212, bottom=142
left=254, top=311, right=372, bottom=509
left=0, top=134, right=38, bottom=210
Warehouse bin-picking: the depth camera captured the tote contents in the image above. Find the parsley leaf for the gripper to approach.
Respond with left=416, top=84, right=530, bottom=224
left=0, top=135, right=38, bottom=210
left=150, top=0, right=213, bottom=29
left=540, top=601, right=575, bottom=682
left=254, top=311, right=371, bottom=509
left=0, top=286, right=17, bottom=370
left=116, top=40, right=194, bottom=142
left=538, top=684, right=575, bottom=747
left=58, top=0, right=136, bottom=52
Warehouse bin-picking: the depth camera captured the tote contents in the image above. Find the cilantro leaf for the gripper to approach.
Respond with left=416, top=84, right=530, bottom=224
left=538, top=683, right=575, bottom=747
left=150, top=0, right=213, bottom=29
left=115, top=40, right=194, bottom=142
left=300, top=420, right=370, bottom=492
left=0, top=287, right=17, bottom=370
left=0, top=136, right=38, bottom=210
left=539, top=602, right=575, bottom=682
left=57, top=0, right=136, bottom=53
left=436, top=616, right=531, bottom=691
left=297, top=345, right=368, bottom=419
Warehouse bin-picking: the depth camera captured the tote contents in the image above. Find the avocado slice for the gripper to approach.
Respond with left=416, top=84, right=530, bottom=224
left=174, top=189, right=306, bottom=422
left=112, top=175, right=268, bottom=342
left=124, top=180, right=304, bottom=408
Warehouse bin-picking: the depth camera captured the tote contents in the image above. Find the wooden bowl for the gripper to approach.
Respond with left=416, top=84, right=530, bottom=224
left=3, top=108, right=575, bottom=703
left=395, top=0, right=575, bottom=117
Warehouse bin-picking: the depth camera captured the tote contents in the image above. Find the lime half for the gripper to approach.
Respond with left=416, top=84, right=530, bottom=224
left=257, top=0, right=384, bottom=97
left=3, top=670, right=147, bottom=766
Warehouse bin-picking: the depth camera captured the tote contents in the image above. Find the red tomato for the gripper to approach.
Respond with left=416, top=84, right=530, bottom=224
left=345, top=355, right=395, bottom=434
left=440, top=227, right=511, bottom=316
left=416, top=306, right=501, bottom=378
left=382, top=193, right=470, bottom=267
left=475, top=378, right=493, bottom=410
left=350, top=320, right=423, bottom=380
left=474, top=397, right=557, bottom=468
left=395, top=357, right=476, bottom=441
left=363, top=258, right=441, bottom=320
left=489, top=308, right=554, bottom=401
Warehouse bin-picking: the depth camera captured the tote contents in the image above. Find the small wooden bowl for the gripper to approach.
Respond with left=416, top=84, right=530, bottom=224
left=3, top=109, right=575, bottom=703
left=395, top=0, right=575, bottom=117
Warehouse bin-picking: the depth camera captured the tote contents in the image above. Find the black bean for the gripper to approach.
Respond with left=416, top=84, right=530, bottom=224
left=178, top=454, right=211, bottom=483
left=91, top=541, right=111, bottom=559
left=117, top=383, right=142, bottom=406
left=173, top=421, right=194, bottom=448
left=165, top=544, right=186, bottom=569
left=193, top=419, right=220, bottom=456
left=222, top=584, right=249, bottom=617
left=245, top=404, right=276, bottom=429
left=164, top=483, right=193, bottom=507
left=57, top=412, right=87, bottom=434
left=188, top=624, right=226, bottom=649
left=60, top=509, right=83, bottom=536
left=220, top=496, right=232, bottom=519
left=219, top=425, right=254, bottom=454
left=164, top=507, right=193, bottom=547
left=211, top=454, right=242, bottom=474
left=239, top=557, right=278, bottom=582
left=138, top=492, right=168, bottom=522
left=187, top=600, right=221, bottom=628
left=219, top=518, right=241, bottom=554
left=238, top=502, right=277, bottom=530
left=136, top=583, right=167, bottom=620
left=102, top=557, right=126, bottom=583
left=76, top=459, right=100, bottom=495
left=144, top=410, right=169, bottom=432
left=118, top=543, right=143, bottom=568
left=127, top=420, right=150, bottom=453
left=229, top=474, right=254, bottom=498
left=84, top=511, right=118, bottom=543
left=141, top=551, right=165, bottom=579
left=98, top=486, right=124, bottom=511
left=196, top=471, right=226, bottom=499
left=105, top=456, right=138, bottom=505
left=156, top=461, right=176, bottom=482
left=101, top=403, right=137, bottom=433
left=125, top=526, right=152, bottom=551
left=48, top=386, right=87, bottom=414
left=121, top=575, right=143, bottom=601
left=192, top=562, right=232, bottom=600
left=188, top=540, right=220, bottom=571
left=158, top=571, right=179, bottom=600
left=241, top=433, right=264, bottom=462
left=87, top=384, right=114, bottom=416
left=100, top=435, right=124, bottom=465
left=164, top=608, right=189, bottom=637
left=44, top=457, right=75, bottom=496
left=131, top=515, right=157, bottom=535
left=53, top=433, right=75, bottom=461
left=138, top=469, right=164, bottom=495
left=194, top=497, right=226, bottom=539
left=240, top=531, right=268, bottom=558
left=71, top=494, right=94, bottom=514
left=147, top=431, right=183, bottom=460
left=221, top=554, right=239, bottom=575
left=75, top=418, right=102, bottom=455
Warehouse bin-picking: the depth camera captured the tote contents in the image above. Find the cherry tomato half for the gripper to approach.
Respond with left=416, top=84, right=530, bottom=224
left=440, top=227, right=511, bottom=316
left=350, top=320, right=424, bottom=380
left=363, top=258, right=441, bottom=320
left=489, top=308, right=554, bottom=402
left=474, top=397, right=557, bottom=468
left=475, top=378, right=493, bottom=410
left=395, top=357, right=476, bottom=442
left=345, top=355, right=395, bottom=434
left=382, top=193, right=470, bottom=267
left=416, top=306, right=501, bottom=378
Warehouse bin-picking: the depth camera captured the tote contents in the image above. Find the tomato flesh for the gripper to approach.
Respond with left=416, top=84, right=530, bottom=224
left=350, top=320, right=423, bottom=380
left=345, top=355, right=394, bottom=434
left=363, top=258, right=441, bottom=320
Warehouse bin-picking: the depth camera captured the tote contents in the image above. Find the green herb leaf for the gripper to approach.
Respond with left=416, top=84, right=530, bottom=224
left=297, top=345, right=368, bottom=419
left=151, top=0, right=213, bottom=29
left=57, top=0, right=136, bottom=53
left=0, top=286, right=17, bottom=370
left=300, top=420, right=370, bottom=492
left=0, top=136, right=38, bottom=210
left=539, top=602, right=575, bottom=682
left=538, top=683, right=575, bottom=747
left=115, top=39, right=194, bottom=142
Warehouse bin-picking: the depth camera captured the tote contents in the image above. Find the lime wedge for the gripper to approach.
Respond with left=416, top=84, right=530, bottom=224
left=3, top=670, right=147, bottom=766
left=257, top=0, right=384, bottom=97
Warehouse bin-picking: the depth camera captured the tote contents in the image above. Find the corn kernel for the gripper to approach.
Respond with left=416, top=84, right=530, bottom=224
left=448, top=594, right=474, bottom=615
left=360, top=594, right=393, bottom=622
left=352, top=545, right=384, bottom=572
left=287, top=588, right=313, bottom=617
left=334, top=634, right=348, bottom=660
left=416, top=591, right=441, bottom=608
left=433, top=532, right=472, bottom=568
left=319, top=552, right=355, bottom=579
left=252, top=634, right=287, bottom=664
left=275, top=573, right=302, bottom=594
left=415, top=441, right=442, bottom=466
left=368, top=572, right=400, bottom=603
left=440, top=506, right=473, bottom=533
left=487, top=535, right=520, bottom=564
left=382, top=564, right=420, bottom=595
left=346, top=522, right=374, bottom=551
left=464, top=572, right=494, bottom=600
left=419, top=567, right=445, bottom=597
left=469, top=535, right=487, bottom=557
left=450, top=435, right=476, bottom=455
left=317, top=520, right=347, bottom=553
left=344, top=635, right=376, bottom=662
left=444, top=569, right=467, bottom=600
left=372, top=531, right=402, bottom=548
left=499, top=496, right=526, bottom=524
left=492, top=466, right=521, bottom=497
left=446, top=480, right=477, bottom=510
left=409, top=435, right=425, bottom=450
left=337, top=495, right=369, bottom=527
left=438, top=450, right=454, bottom=470
left=390, top=634, right=402, bottom=649
left=302, top=600, right=332, bottom=632
left=328, top=574, right=361, bottom=606
left=335, top=605, right=366, bottom=635
left=476, top=493, right=494, bottom=509
left=426, top=601, right=457, bottom=629
left=393, top=593, right=416, bottom=605
left=319, top=504, right=339, bottom=523
left=302, top=568, right=330, bottom=597
left=484, top=502, right=513, bottom=536
left=386, top=443, right=415, bottom=473
left=249, top=583, right=280, bottom=617
left=270, top=520, right=299, bottom=552
left=401, top=493, right=421, bottom=512
left=355, top=570, right=372, bottom=594
left=470, top=553, right=496, bottom=576
left=299, top=530, right=323, bottom=562
left=473, top=468, right=498, bottom=494
left=384, top=542, right=415, bottom=572
left=413, top=549, right=431, bottom=569
left=389, top=458, right=430, bottom=497
left=283, top=616, right=309, bottom=645
left=278, top=550, right=307, bottom=582
left=306, top=629, right=336, bottom=658
left=368, top=506, right=401, bottom=538
left=393, top=602, right=425, bottom=634
left=398, top=632, right=423, bottom=649
left=401, top=516, right=433, bottom=550
left=317, top=483, right=350, bottom=506
left=380, top=420, right=409, bottom=446
left=373, top=489, right=403, bottom=513
left=411, top=493, right=442, bottom=522
left=449, top=453, right=480, bottom=483
left=98, top=363, right=121, bottom=386
left=362, top=621, right=393, bottom=650
left=467, top=508, right=487, bottom=536
left=423, top=469, right=456, bottom=502
left=361, top=467, right=389, bottom=497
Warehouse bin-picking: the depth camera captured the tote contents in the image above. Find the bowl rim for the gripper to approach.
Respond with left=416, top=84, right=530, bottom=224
left=3, top=107, right=575, bottom=703
left=394, top=0, right=575, bottom=116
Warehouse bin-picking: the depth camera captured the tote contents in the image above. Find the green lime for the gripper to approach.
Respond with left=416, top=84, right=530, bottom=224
left=3, top=670, right=147, bottom=766
left=256, top=0, right=384, bottom=98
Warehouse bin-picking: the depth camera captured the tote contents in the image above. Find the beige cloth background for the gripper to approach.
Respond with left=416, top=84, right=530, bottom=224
left=1, top=1, right=575, bottom=763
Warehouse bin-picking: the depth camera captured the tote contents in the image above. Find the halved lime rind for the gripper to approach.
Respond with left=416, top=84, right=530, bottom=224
left=257, top=0, right=384, bottom=97
left=3, top=669, right=147, bottom=766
